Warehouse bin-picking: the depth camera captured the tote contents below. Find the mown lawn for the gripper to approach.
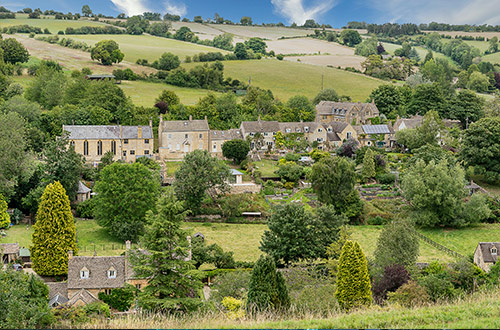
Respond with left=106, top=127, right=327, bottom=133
left=183, top=59, right=385, bottom=102
left=252, top=159, right=279, bottom=178
left=67, top=34, right=229, bottom=63
left=164, top=161, right=182, bottom=177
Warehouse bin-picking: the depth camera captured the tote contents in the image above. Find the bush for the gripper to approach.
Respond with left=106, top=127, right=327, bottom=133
left=82, top=301, right=111, bottom=318
left=98, top=285, right=135, bottom=311
left=366, top=215, right=386, bottom=225
left=284, top=153, right=301, bottom=162
left=75, top=198, right=95, bottom=219
left=372, top=264, right=410, bottom=303
left=277, top=54, right=284, bottom=60
left=222, top=297, right=245, bottom=320
left=8, top=208, right=23, bottom=225
left=376, top=173, right=396, bottom=184
left=210, top=270, right=252, bottom=303
left=387, top=281, right=431, bottom=307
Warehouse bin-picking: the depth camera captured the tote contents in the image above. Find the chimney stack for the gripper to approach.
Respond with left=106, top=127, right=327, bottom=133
left=204, top=115, right=208, bottom=121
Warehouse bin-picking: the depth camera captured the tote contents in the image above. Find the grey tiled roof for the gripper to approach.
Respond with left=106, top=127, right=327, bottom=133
left=77, top=181, right=91, bottom=194
left=211, top=129, right=243, bottom=141
left=68, top=256, right=127, bottom=289
left=362, top=125, right=392, bottom=134
left=162, top=119, right=209, bottom=132
left=63, top=125, right=153, bottom=140
left=326, top=122, right=349, bottom=133
left=316, top=101, right=379, bottom=116
left=0, top=243, right=19, bottom=255
left=278, top=122, right=319, bottom=133
left=478, top=242, right=500, bottom=263
left=47, top=282, right=68, bottom=300
left=49, top=294, right=69, bottom=307
left=241, top=120, right=280, bottom=133
left=67, top=289, right=99, bottom=306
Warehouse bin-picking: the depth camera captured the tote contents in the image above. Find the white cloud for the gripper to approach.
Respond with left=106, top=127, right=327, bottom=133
left=271, top=0, right=337, bottom=25
left=365, top=0, right=500, bottom=25
left=164, top=0, right=187, bottom=17
left=110, top=0, right=149, bottom=16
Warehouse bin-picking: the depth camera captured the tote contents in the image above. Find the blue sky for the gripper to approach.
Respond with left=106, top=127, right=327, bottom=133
left=3, top=0, right=500, bottom=27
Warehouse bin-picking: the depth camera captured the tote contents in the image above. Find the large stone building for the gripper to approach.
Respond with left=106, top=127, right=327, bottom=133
left=316, top=101, right=379, bottom=125
left=63, top=124, right=154, bottom=164
left=240, top=119, right=280, bottom=151
left=158, top=115, right=210, bottom=160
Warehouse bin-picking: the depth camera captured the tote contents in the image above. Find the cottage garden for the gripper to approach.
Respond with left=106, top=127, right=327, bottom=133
left=2, top=9, right=500, bottom=330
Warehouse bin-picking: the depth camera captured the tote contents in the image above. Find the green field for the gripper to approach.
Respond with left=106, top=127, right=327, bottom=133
left=3, top=220, right=480, bottom=263
left=0, top=14, right=109, bottom=33
left=381, top=42, right=455, bottom=64
left=184, top=59, right=384, bottom=101
left=67, top=34, right=229, bottom=63
left=252, top=159, right=280, bottom=177
left=120, top=80, right=219, bottom=107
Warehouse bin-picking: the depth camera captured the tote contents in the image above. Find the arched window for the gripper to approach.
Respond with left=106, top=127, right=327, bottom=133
left=97, top=141, right=103, bottom=156
left=83, top=140, right=89, bottom=156
left=111, top=141, right=116, bottom=155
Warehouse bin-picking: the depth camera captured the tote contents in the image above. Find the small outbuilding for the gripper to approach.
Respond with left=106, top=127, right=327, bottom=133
left=0, top=243, right=19, bottom=264
left=474, top=242, right=500, bottom=272
left=230, top=169, right=244, bottom=185
left=76, top=181, right=92, bottom=203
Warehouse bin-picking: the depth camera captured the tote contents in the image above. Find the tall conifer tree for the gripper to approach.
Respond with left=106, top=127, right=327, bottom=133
left=335, top=240, right=372, bottom=311
left=31, top=181, right=78, bottom=276
left=0, top=194, right=10, bottom=229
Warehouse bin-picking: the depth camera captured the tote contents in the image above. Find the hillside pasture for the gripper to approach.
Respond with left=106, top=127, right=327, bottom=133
left=9, top=34, right=156, bottom=75
left=203, top=24, right=313, bottom=40
left=284, top=55, right=365, bottom=70
left=182, top=59, right=385, bottom=101
left=266, top=38, right=354, bottom=55
left=65, top=34, right=230, bottom=63
left=0, top=14, right=109, bottom=33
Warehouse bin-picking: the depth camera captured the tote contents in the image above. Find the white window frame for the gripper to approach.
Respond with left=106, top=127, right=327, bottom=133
left=107, top=270, right=116, bottom=279
left=80, top=270, right=89, bottom=279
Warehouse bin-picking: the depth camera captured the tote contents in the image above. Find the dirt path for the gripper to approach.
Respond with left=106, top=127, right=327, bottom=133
left=9, top=34, right=156, bottom=75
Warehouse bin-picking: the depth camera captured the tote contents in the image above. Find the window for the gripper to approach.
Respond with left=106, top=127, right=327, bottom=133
left=144, top=150, right=150, bottom=155
left=286, top=128, right=291, bottom=133
left=199, top=134, right=202, bottom=139
left=70, top=141, right=75, bottom=150
left=168, top=134, right=172, bottom=139
left=144, top=139, right=149, bottom=144
left=213, top=143, right=217, bottom=150
left=322, top=115, right=327, bottom=119
left=80, top=268, right=89, bottom=279
left=176, top=144, right=180, bottom=150
left=123, top=151, right=127, bottom=157
left=185, top=134, right=188, bottom=139
left=296, top=128, right=301, bottom=133
left=327, top=128, right=332, bottom=132
left=347, top=132, right=352, bottom=139
left=250, top=132, right=254, bottom=136
left=124, top=139, right=129, bottom=144
left=83, top=141, right=89, bottom=156
left=493, top=247, right=498, bottom=254
left=304, top=127, right=309, bottom=132
left=318, top=128, right=323, bottom=132
left=264, top=132, right=268, bottom=136
left=135, top=284, right=142, bottom=290
left=130, top=150, right=135, bottom=155
left=267, top=141, right=273, bottom=146
left=317, top=138, right=323, bottom=142
left=104, top=289, right=112, bottom=295
left=107, top=269, right=116, bottom=279
left=97, top=141, right=103, bottom=156
left=111, top=141, right=116, bottom=155
left=199, top=143, right=203, bottom=150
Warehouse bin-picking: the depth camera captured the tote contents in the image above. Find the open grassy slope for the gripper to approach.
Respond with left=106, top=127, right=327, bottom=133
left=0, top=14, right=109, bottom=33
left=67, top=34, right=230, bottom=63
left=185, top=59, right=385, bottom=101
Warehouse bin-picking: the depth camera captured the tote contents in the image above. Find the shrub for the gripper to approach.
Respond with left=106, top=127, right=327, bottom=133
left=98, top=285, right=135, bottom=311
left=210, top=270, right=252, bottom=303
left=277, top=54, right=284, bottom=60
left=75, top=198, right=95, bottom=218
left=376, top=173, right=396, bottom=184
left=387, top=281, right=431, bottom=307
left=82, top=301, right=111, bottom=318
left=372, top=264, right=410, bottom=303
left=8, top=208, right=23, bottom=225
left=419, top=273, right=456, bottom=302
left=367, top=215, right=386, bottom=225
left=222, top=297, right=245, bottom=320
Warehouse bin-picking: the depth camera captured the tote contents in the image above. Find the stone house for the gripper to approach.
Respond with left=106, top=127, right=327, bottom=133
left=322, top=122, right=358, bottom=148
left=158, top=115, right=210, bottom=161
left=0, top=243, right=19, bottom=264
left=63, top=124, right=154, bottom=164
left=354, top=124, right=395, bottom=148
left=210, top=129, right=243, bottom=156
left=278, top=122, right=326, bottom=150
left=240, top=119, right=280, bottom=151
left=474, top=242, right=500, bottom=272
left=315, top=101, right=379, bottom=125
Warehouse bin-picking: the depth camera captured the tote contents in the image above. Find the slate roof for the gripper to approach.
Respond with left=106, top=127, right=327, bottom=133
left=326, top=122, right=349, bottom=133
left=47, top=282, right=68, bottom=300
left=240, top=120, right=280, bottom=133
left=0, top=243, right=19, bottom=255
left=211, top=129, right=243, bottom=141
left=49, top=294, right=69, bottom=307
left=477, top=242, right=500, bottom=263
left=63, top=125, right=153, bottom=140
left=19, top=248, right=30, bottom=257
left=68, top=256, right=127, bottom=289
left=278, top=122, right=319, bottom=133
left=77, top=181, right=91, bottom=194
left=230, top=169, right=243, bottom=176
left=316, top=101, right=379, bottom=116
left=327, top=132, right=341, bottom=142
left=67, top=289, right=99, bottom=306
left=162, top=119, right=209, bottom=132
left=361, top=125, right=392, bottom=134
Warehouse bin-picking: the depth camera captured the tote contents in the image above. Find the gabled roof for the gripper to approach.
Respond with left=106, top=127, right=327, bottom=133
left=278, top=122, right=319, bottom=133
left=326, top=122, right=349, bottom=133
left=162, top=119, right=209, bottom=132
left=230, top=169, right=243, bottom=176
left=66, top=289, right=99, bottom=307
left=77, top=181, right=91, bottom=194
left=63, top=125, right=153, bottom=140
left=240, top=120, right=280, bottom=133
left=361, top=125, right=392, bottom=134
left=0, top=243, right=19, bottom=255
left=316, top=101, right=379, bottom=116
left=211, top=129, right=243, bottom=141
left=477, top=242, right=500, bottom=263
left=68, top=256, right=127, bottom=289
left=49, top=294, right=69, bottom=307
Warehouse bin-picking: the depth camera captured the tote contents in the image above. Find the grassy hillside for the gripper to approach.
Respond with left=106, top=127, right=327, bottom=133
left=67, top=34, right=230, bottom=63
left=119, top=80, right=219, bottom=107
left=0, top=14, right=108, bottom=33
left=184, top=59, right=385, bottom=101
left=77, top=291, right=500, bottom=328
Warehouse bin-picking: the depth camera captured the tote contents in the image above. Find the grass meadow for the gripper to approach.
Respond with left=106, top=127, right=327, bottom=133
left=3, top=220, right=485, bottom=263
left=0, top=14, right=108, bottom=33
left=184, top=59, right=385, bottom=101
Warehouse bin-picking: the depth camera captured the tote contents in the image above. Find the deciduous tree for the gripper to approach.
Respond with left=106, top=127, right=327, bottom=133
left=90, top=40, right=124, bottom=65
left=222, top=139, right=250, bottom=164
left=374, top=220, right=419, bottom=270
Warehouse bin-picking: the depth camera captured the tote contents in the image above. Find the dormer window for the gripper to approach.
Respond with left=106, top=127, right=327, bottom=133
left=107, top=267, right=116, bottom=279
left=327, top=128, right=332, bottom=132
left=286, top=128, right=291, bottom=133
left=80, top=267, right=89, bottom=279
left=492, top=247, right=498, bottom=254
left=304, top=127, right=309, bottom=132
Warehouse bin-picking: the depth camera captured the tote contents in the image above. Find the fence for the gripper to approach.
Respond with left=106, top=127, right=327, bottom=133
left=415, top=231, right=465, bottom=259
